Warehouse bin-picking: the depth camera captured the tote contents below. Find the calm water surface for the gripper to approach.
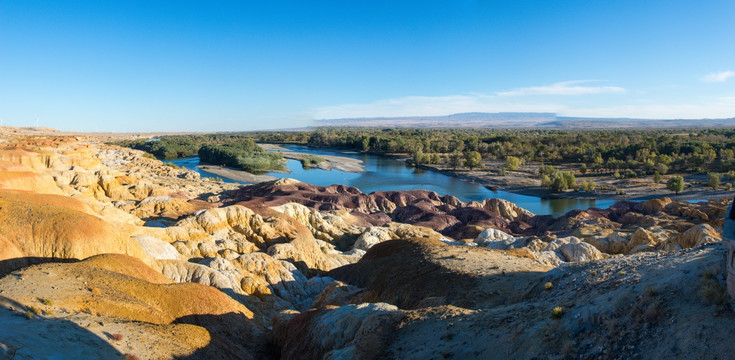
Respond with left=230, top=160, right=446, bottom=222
left=169, top=145, right=620, bottom=217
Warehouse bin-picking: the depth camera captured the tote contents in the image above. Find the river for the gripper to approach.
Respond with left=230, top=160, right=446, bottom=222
left=167, top=145, right=623, bottom=217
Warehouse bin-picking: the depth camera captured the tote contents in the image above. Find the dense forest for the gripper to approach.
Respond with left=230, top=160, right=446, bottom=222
left=113, top=128, right=735, bottom=191
left=111, top=135, right=285, bottom=172
left=247, top=128, right=735, bottom=175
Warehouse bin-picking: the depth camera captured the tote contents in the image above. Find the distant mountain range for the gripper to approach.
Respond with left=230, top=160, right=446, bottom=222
left=314, top=112, right=735, bottom=129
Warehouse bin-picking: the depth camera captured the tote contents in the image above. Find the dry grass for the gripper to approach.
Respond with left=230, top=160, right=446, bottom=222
left=700, top=270, right=729, bottom=306
left=629, top=287, right=664, bottom=324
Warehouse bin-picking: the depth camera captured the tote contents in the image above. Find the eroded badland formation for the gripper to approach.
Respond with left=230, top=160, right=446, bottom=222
left=1, top=128, right=735, bottom=359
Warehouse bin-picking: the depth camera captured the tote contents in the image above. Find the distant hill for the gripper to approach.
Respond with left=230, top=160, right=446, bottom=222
left=314, top=112, right=735, bottom=129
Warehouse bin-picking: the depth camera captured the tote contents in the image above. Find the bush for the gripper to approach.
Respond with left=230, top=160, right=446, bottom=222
left=538, top=164, right=556, bottom=177
left=700, top=270, right=729, bottom=306
left=463, top=151, right=483, bottom=170
left=300, top=155, right=326, bottom=168
left=579, top=180, right=596, bottom=192
left=505, top=156, right=522, bottom=170
left=544, top=282, right=553, bottom=290
left=551, top=306, right=564, bottom=319
left=708, top=172, right=721, bottom=189
left=666, top=176, right=685, bottom=194
left=199, top=142, right=285, bottom=172
left=543, top=170, right=576, bottom=192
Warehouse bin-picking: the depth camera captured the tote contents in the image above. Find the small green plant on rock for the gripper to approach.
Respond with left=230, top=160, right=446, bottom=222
left=544, top=282, right=553, bottom=290
left=551, top=306, right=564, bottom=319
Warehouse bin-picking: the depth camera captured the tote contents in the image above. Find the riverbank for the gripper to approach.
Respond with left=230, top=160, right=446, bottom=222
left=198, top=165, right=277, bottom=183
left=206, top=142, right=732, bottom=206
left=417, top=160, right=734, bottom=202
left=259, top=143, right=364, bottom=172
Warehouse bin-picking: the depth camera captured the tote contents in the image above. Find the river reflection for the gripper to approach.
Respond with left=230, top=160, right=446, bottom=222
left=169, top=145, right=623, bottom=217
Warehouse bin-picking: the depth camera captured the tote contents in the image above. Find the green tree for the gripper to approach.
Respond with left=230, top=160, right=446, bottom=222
left=505, top=156, right=522, bottom=170
left=464, top=151, right=483, bottom=170
left=653, top=171, right=662, bottom=183
left=550, top=172, right=568, bottom=192
left=708, top=172, right=721, bottom=189
left=587, top=180, right=597, bottom=192
left=448, top=152, right=463, bottom=170
left=580, top=163, right=587, bottom=175
left=666, top=176, right=685, bottom=194
left=412, top=150, right=426, bottom=166
left=562, top=171, right=576, bottom=188
left=541, top=174, right=551, bottom=188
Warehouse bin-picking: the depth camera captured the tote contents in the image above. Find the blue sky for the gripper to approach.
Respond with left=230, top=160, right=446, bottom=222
left=1, top=1, right=734, bottom=131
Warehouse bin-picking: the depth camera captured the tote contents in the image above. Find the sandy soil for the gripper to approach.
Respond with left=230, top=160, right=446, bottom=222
left=416, top=158, right=735, bottom=202
left=198, top=165, right=277, bottom=184
left=259, top=143, right=364, bottom=173
left=384, top=243, right=735, bottom=360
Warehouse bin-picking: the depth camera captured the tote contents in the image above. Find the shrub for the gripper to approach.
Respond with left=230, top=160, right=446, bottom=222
left=708, top=172, right=721, bottom=189
left=629, top=287, right=664, bottom=323
left=551, top=306, right=564, bottom=319
left=505, top=156, right=522, bottom=170
left=300, top=155, right=326, bottom=169
left=700, top=270, right=729, bottom=306
left=544, top=282, right=553, bottom=290
left=544, top=170, right=576, bottom=192
left=110, top=333, right=124, bottom=341
left=463, top=151, right=483, bottom=170
left=666, top=176, right=685, bottom=194
left=41, top=298, right=54, bottom=306
left=538, top=164, right=556, bottom=177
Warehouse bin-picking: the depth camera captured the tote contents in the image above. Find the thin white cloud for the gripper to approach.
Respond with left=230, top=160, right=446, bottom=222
left=496, top=81, right=626, bottom=96
left=562, top=103, right=735, bottom=119
left=313, top=92, right=735, bottom=120
left=701, top=70, right=735, bottom=83
left=312, top=94, right=566, bottom=119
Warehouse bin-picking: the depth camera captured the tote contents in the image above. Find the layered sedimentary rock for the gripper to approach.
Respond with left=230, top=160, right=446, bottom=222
left=0, top=254, right=267, bottom=359
left=2, top=131, right=734, bottom=360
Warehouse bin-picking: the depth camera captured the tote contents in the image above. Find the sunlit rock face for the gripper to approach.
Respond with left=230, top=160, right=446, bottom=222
left=1, top=131, right=734, bottom=360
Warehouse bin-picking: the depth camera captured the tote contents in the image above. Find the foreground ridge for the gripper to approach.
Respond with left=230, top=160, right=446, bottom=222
left=0, top=129, right=733, bottom=359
